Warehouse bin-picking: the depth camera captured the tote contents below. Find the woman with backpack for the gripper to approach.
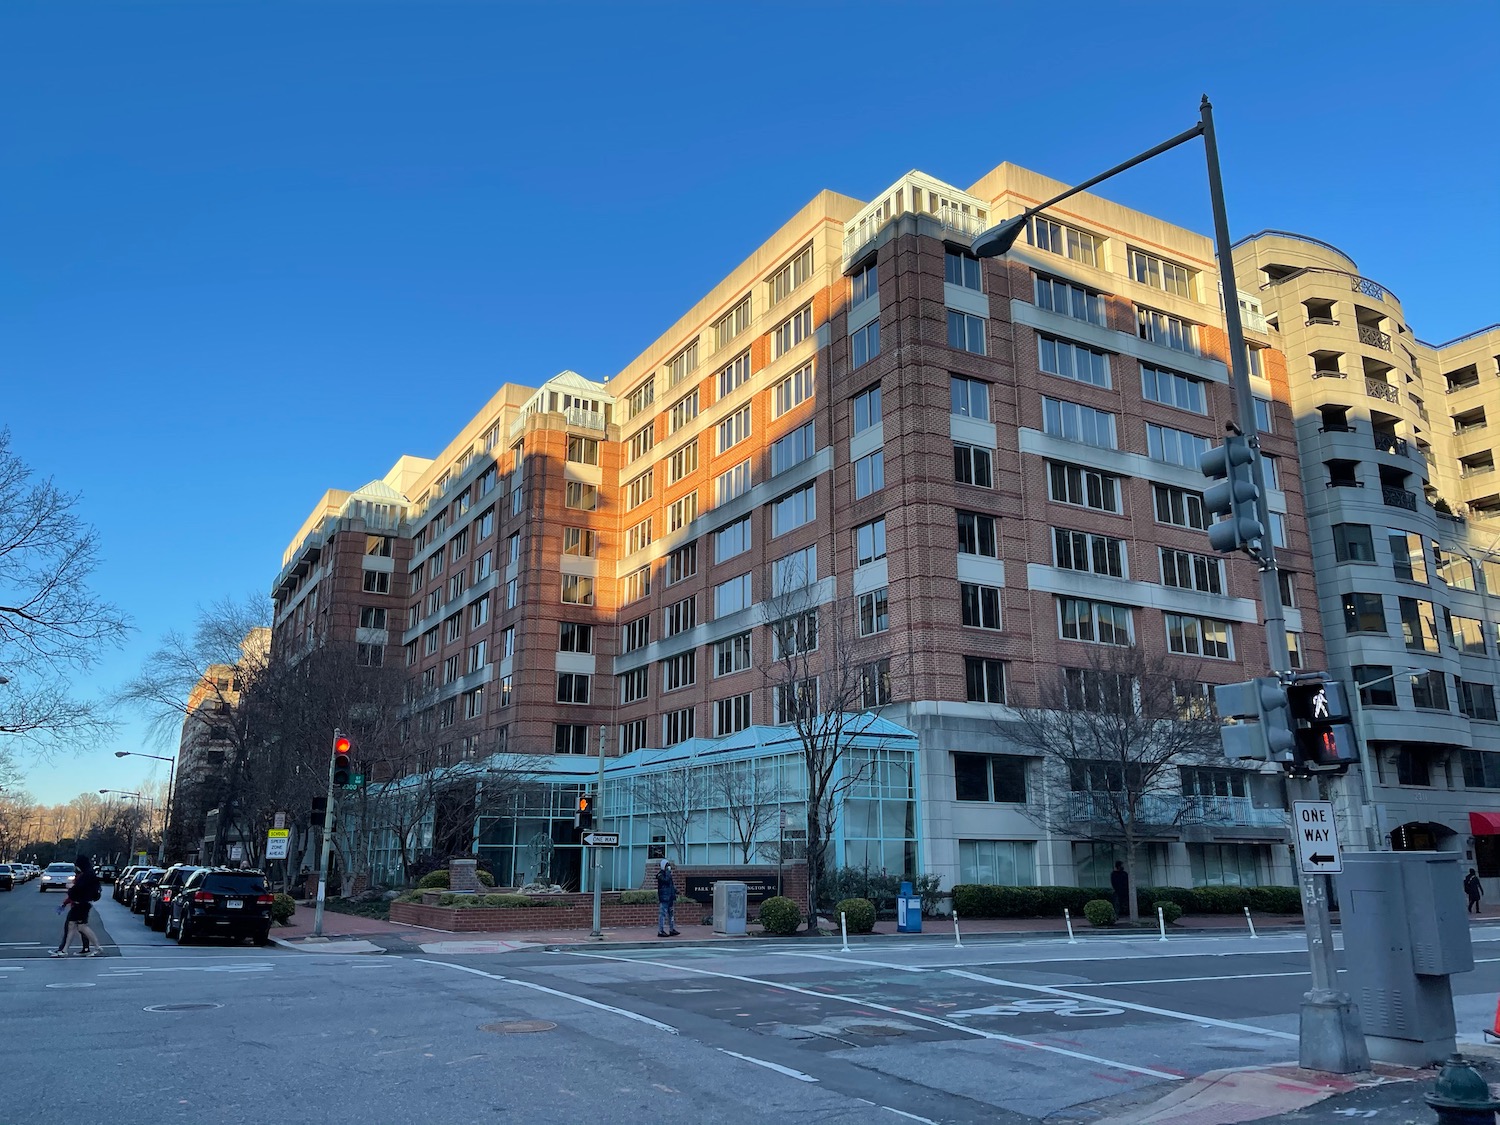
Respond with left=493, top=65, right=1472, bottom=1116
left=51, top=856, right=103, bottom=957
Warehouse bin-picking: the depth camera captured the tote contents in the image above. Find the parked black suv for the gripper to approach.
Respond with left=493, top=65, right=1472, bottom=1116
left=113, top=866, right=145, bottom=903
left=128, top=868, right=166, bottom=914
left=144, top=865, right=201, bottom=931
left=168, top=868, right=274, bottom=945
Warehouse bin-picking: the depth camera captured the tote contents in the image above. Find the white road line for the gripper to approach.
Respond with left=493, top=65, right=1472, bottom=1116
left=560, top=950, right=1181, bottom=1081
left=1069, top=971, right=1312, bottom=987
left=715, top=1048, right=817, bottom=1082
left=413, top=958, right=678, bottom=1035
left=770, top=952, right=929, bottom=973
left=882, top=1109, right=939, bottom=1125
left=945, top=969, right=1298, bottom=1041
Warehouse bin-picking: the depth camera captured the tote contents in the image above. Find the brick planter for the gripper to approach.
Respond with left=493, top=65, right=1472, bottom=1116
left=391, top=894, right=660, bottom=932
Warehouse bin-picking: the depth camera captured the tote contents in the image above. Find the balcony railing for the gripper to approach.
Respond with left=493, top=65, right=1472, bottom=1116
left=1382, top=486, right=1418, bottom=511
left=1357, top=324, right=1392, bottom=351
left=1373, top=432, right=1409, bottom=457
left=1447, top=380, right=1482, bottom=395
left=1306, top=316, right=1339, bottom=326
left=1408, top=394, right=1430, bottom=421
left=1352, top=275, right=1387, bottom=301
left=1312, top=369, right=1345, bottom=380
left=1066, top=792, right=1289, bottom=829
left=1365, top=377, right=1399, bottom=403
left=1461, top=464, right=1496, bottom=479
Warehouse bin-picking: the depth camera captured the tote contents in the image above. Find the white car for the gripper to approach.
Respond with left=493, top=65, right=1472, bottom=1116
left=38, top=863, right=75, bottom=893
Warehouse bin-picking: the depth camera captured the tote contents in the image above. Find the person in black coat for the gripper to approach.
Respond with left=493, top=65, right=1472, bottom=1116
left=1110, top=861, right=1130, bottom=917
left=52, top=856, right=103, bottom=957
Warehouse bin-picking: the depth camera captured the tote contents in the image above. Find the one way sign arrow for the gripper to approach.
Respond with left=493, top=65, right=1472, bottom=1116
left=1308, top=853, right=1336, bottom=866
left=1292, top=800, right=1344, bottom=874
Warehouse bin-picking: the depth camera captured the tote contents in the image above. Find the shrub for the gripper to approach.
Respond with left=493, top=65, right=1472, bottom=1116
left=910, top=874, right=943, bottom=918
left=476, top=870, right=496, bottom=887
left=821, top=867, right=901, bottom=915
left=271, top=893, right=296, bottom=925
left=437, top=892, right=537, bottom=908
left=758, top=896, right=802, bottom=935
left=396, top=889, right=426, bottom=904
left=1194, top=885, right=1251, bottom=914
left=1246, top=885, right=1303, bottom=914
left=1136, top=886, right=1198, bottom=916
left=618, top=889, right=657, bottom=905
left=1037, top=886, right=1109, bottom=916
left=417, top=870, right=450, bottom=890
left=835, top=898, right=875, bottom=934
left=1083, top=899, right=1117, bottom=927
left=1152, top=900, right=1183, bottom=925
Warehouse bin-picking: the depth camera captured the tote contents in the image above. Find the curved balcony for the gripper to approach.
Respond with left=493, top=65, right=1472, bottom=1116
left=1365, top=378, right=1400, bottom=404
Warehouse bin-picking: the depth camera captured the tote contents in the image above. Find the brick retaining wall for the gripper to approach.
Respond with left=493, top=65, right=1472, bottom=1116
left=391, top=896, right=661, bottom=932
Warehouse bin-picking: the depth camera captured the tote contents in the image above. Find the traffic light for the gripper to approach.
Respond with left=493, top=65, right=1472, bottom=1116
left=1214, top=677, right=1296, bottom=763
left=311, top=796, right=327, bottom=820
left=332, top=731, right=353, bottom=787
left=1287, top=676, right=1359, bottom=771
left=574, top=795, right=594, bottom=832
left=1199, top=432, right=1264, bottom=555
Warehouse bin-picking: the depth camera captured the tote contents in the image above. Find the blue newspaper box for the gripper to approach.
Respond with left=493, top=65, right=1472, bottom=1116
left=896, top=881, right=922, bottom=933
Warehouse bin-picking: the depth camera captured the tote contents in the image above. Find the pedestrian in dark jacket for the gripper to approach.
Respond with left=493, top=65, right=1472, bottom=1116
left=1465, top=868, right=1483, bottom=915
left=656, top=860, right=679, bottom=937
left=1110, top=861, right=1130, bottom=917
left=53, top=856, right=103, bottom=957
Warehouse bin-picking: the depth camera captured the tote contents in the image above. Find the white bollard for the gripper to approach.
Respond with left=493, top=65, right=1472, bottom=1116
left=1244, top=905, right=1258, bottom=939
left=840, top=911, right=851, bottom=953
left=1157, top=904, right=1168, bottom=942
left=952, top=910, right=963, bottom=948
left=1064, top=907, right=1078, bottom=944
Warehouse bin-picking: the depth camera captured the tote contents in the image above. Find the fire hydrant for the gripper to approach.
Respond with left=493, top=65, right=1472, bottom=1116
left=1425, top=1054, right=1500, bottom=1124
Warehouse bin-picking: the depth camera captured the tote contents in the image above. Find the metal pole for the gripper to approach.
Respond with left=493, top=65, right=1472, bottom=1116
left=158, top=757, right=175, bottom=866
left=590, top=725, right=606, bottom=938
left=313, top=730, right=338, bottom=939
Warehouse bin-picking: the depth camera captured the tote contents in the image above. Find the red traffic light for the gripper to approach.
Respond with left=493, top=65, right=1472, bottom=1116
left=334, top=735, right=351, bottom=755
left=332, top=731, right=354, bottom=786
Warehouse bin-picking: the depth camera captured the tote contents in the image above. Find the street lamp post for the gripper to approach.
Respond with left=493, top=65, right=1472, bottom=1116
left=1344, top=666, right=1423, bottom=851
left=100, top=790, right=154, bottom=867
left=969, top=96, right=1366, bottom=1074
left=115, top=751, right=176, bottom=865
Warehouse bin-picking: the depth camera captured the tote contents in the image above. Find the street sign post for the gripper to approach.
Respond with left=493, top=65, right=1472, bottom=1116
left=1293, top=800, right=1343, bottom=874
left=580, top=832, right=619, bottom=848
left=266, top=828, right=290, bottom=861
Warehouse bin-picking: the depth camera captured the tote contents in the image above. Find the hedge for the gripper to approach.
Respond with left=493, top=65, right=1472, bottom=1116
left=951, top=883, right=1304, bottom=919
left=835, top=898, right=875, bottom=934
left=416, top=868, right=496, bottom=890
left=437, top=892, right=538, bottom=908
left=618, top=889, right=657, bottom=905
left=758, top=896, right=802, bottom=935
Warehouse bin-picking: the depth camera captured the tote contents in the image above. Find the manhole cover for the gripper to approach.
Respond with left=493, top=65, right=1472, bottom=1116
left=847, top=1023, right=905, bottom=1037
left=144, top=1002, right=222, bottom=1013
left=480, top=1020, right=556, bottom=1035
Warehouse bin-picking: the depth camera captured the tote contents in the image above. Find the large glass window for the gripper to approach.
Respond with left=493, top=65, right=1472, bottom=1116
left=1034, top=275, right=1104, bottom=325
left=950, top=376, right=990, bottom=420
left=959, top=840, right=1037, bottom=886
left=947, top=311, right=986, bottom=355
left=945, top=249, right=982, bottom=290
left=954, top=753, right=1029, bottom=803
left=1038, top=336, right=1110, bottom=388
left=1342, top=592, right=1386, bottom=634
left=1141, top=365, right=1206, bottom=413
left=1052, top=462, right=1120, bottom=513
left=1043, top=397, right=1117, bottom=449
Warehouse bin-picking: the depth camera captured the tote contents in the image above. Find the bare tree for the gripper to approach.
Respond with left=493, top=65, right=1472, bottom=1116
left=0, top=428, right=129, bottom=754
left=632, top=766, right=695, bottom=864
left=708, top=759, right=781, bottom=864
left=1005, top=645, right=1222, bottom=922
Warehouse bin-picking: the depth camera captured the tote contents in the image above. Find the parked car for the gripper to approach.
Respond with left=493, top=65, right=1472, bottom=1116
left=0, top=864, right=13, bottom=892
left=145, top=865, right=201, bottom=932
left=99, top=865, right=118, bottom=884
left=129, top=869, right=166, bottom=914
left=115, top=867, right=148, bottom=904
left=39, top=862, right=76, bottom=893
left=168, top=868, right=275, bottom=945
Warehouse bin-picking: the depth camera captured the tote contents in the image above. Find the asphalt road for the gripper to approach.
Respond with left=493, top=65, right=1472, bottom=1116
left=5, top=887, right=1498, bottom=1125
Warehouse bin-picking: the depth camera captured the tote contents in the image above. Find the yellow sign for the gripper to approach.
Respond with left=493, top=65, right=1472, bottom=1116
left=267, top=828, right=290, bottom=839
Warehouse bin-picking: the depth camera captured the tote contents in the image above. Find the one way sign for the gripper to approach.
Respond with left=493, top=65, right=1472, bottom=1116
left=1292, top=800, right=1343, bottom=874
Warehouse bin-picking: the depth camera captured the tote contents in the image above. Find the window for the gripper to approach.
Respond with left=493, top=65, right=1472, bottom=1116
left=626, top=518, right=653, bottom=556
left=499, top=674, right=514, bottom=707
left=476, top=509, right=493, bottom=541
left=714, top=633, right=752, bottom=677
left=771, top=484, right=816, bottom=535
left=772, top=364, right=814, bottom=417
left=359, top=606, right=387, bottom=630
left=619, top=719, right=648, bottom=754
left=1141, top=365, right=1206, bottom=413
left=1146, top=423, right=1211, bottom=467
left=438, top=699, right=456, bottom=729
left=713, top=461, right=753, bottom=508
left=959, top=839, right=1037, bottom=885
left=626, top=377, right=655, bottom=420
left=446, top=612, right=464, bottom=642
left=1160, top=548, right=1223, bottom=594
left=1397, top=747, right=1431, bottom=786
left=714, top=516, right=752, bottom=563
left=715, top=296, right=751, bottom=351
left=715, top=574, right=752, bottom=617
left=953, top=444, right=993, bottom=487
left=950, top=375, right=990, bottom=420
left=669, top=389, right=700, bottom=433
left=1129, top=248, right=1194, bottom=299
left=855, top=518, right=887, bottom=565
left=423, top=628, right=439, bottom=655
left=660, top=651, right=696, bottom=693
left=1034, top=274, right=1104, bottom=325
left=660, top=544, right=695, bottom=587
left=1354, top=665, right=1397, bottom=706
left=718, top=351, right=751, bottom=399
left=853, top=385, right=882, bottom=433
left=1410, top=669, right=1449, bottom=710
left=1254, top=398, right=1273, bottom=434
left=1054, top=529, right=1125, bottom=578
left=1165, top=614, right=1232, bottom=659
left=462, top=686, right=485, bottom=720
left=955, top=753, right=1029, bottom=803
left=555, top=724, right=590, bottom=755
left=621, top=615, right=650, bottom=653
left=947, top=310, right=986, bottom=354
left=857, top=588, right=889, bottom=635
left=771, top=610, right=818, bottom=658
left=622, top=567, right=651, bottom=604
left=1029, top=217, right=1098, bottom=267
left=665, top=340, right=699, bottom=388
left=1334, top=523, right=1376, bottom=563
left=774, top=678, right=819, bottom=724
left=1051, top=462, right=1121, bottom=513
left=715, top=694, right=752, bottom=735
left=511, top=484, right=523, bottom=516
left=666, top=492, right=698, bottom=532
left=861, top=658, right=893, bottom=708
left=1462, top=683, right=1498, bottom=722
left=1287, top=631, right=1304, bottom=669
left=1399, top=597, right=1439, bottom=652
left=945, top=248, right=982, bottom=290
left=366, top=534, right=393, bottom=557
left=1153, top=484, right=1208, bottom=529
left=466, top=639, right=488, bottom=673
left=564, top=481, right=598, bottom=511
left=1137, top=307, right=1196, bottom=352
left=770, top=421, right=816, bottom=475
left=851, top=321, right=880, bottom=367
left=1464, top=749, right=1500, bottom=787
left=560, top=575, right=594, bottom=605
left=1037, top=335, right=1110, bottom=387
left=620, top=667, right=649, bottom=704
left=667, top=441, right=699, bottom=484
left=717, top=406, right=752, bottom=452
left=1278, top=569, right=1297, bottom=609
left=1443, top=554, right=1477, bottom=591
left=1058, top=597, right=1132, bottom=645
left=853, top=450, right=885, bottom=498
left=562, top=528, right=596, bottom=558
left=356, top=642, right=383, bottom=667
left=850, top=261, right=878, bottom=305
left=362, top=570, right=390, bottom=594
left=769, top=244, right=813, bottom=305
left=478, top=466, right=496, bottom=496
left=567, top=435, right=600, bottom=465
left=501, top=625, right=515, bottom=659
left=1389, top=530, right=1428, bottom=582
left=625, top=471, right=654, bottom=511
left=938, top=562, right=1003, bottom=631
left=1043, top=397, right=1117, bottom=448
left=957, top=510, right=998, bottom=557
left=964, top=657, right=1006, bottom=703
left=772, top=304, right=814, bottom=358
left=559, top=622, right=592, bottom=654
left=771, top=545, right=817, bottom=592
left=1450, top=612, right=1486, bottom=654
left=1484, top=559, right=1500, bottom=595
left=662, top=707, right=695, bottom=746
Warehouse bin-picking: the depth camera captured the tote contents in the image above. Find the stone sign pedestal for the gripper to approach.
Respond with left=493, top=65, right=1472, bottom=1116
left=449, top=859, right=480, bottom=894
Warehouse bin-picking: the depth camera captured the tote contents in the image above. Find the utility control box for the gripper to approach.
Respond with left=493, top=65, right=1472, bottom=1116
left=712, top=881, right=747, bottom=935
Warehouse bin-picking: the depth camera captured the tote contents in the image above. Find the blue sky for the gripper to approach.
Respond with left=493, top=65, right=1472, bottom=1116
left=3, top=1, right=1496, bottom=805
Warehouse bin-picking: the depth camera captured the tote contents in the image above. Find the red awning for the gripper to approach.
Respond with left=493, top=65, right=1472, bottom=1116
left=1470, top=812, right=1500, bottom=836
